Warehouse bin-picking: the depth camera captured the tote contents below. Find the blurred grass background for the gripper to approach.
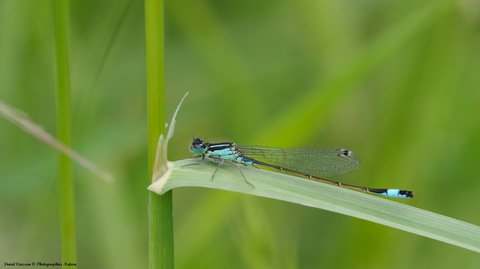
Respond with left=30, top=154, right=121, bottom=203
left=1, top=0, right=480, bottom=268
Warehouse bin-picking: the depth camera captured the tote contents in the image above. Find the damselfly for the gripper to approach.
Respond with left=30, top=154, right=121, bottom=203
left=182, top=138, right=414, bottom=198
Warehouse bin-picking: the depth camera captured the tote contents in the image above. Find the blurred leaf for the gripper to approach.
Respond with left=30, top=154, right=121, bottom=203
left=0, top=100, right=114, bottom=183
left=257, top=1, right=453, bottom=144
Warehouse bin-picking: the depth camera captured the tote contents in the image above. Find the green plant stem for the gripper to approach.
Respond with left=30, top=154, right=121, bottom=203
left=145, top=0, right=173, bottom=268
left=52, top=0, right=77, bottom=266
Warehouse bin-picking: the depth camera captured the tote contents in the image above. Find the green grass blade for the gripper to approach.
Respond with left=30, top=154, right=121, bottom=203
left=52, top=0, right=76, bottom=266
left=149, top=158, right=480, bottom=253
left=145, top=0, right=173, bottom=268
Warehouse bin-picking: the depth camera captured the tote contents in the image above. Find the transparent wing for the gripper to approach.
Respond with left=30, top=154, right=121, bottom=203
left=238, top=146, right=360, bottom=178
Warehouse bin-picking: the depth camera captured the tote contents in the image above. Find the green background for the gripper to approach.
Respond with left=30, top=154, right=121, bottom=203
left=1, top=0, right=480, bottom=268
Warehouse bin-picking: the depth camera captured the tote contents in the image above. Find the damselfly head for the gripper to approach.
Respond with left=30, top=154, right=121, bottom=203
left=190, top=138, right=205, bottom=154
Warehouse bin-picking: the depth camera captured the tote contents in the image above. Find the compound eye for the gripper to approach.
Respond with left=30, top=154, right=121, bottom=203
left=192, top=138, right=204, bottom=149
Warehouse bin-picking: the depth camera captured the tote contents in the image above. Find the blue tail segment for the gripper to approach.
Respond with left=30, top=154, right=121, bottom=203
left=371, top=189, right=414, bottom=198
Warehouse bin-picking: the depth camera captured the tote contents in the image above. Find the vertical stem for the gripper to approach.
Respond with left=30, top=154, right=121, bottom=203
left=145, top=0, right=173, bottom=268
left=52, top=0, right=77, bottom=266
